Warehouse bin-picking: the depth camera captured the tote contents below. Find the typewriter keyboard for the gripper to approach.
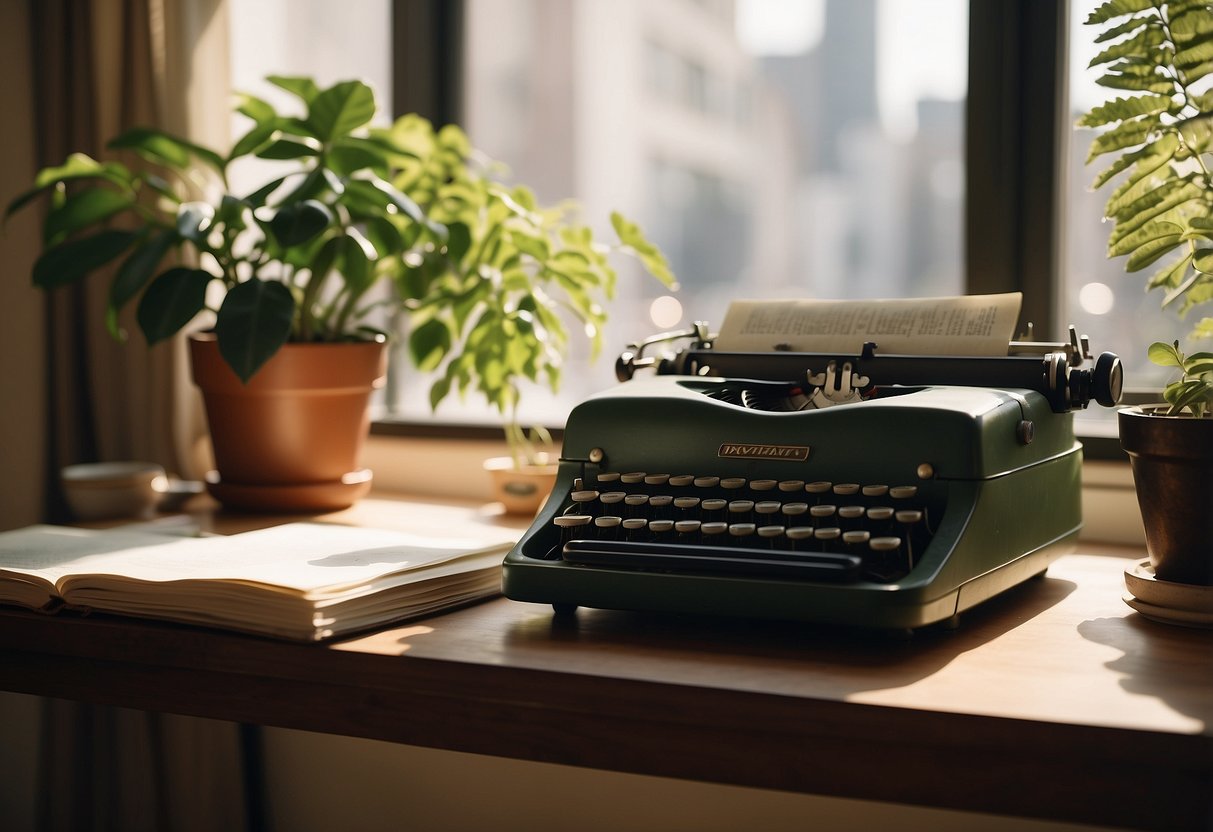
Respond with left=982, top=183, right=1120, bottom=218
left=543, top=472, right=935, bottom=583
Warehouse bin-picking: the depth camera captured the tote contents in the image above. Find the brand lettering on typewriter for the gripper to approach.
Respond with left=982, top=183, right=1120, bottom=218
left=717, top=443, right=810, bottom=461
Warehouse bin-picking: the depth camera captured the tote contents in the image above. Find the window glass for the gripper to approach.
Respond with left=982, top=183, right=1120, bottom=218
left=389, top=0, right=968, bottom=426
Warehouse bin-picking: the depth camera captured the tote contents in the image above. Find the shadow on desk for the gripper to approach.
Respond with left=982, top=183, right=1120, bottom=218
left=494, top=573, right=1078, bottom=701
left=1079, top=615, right=1213, bottom=729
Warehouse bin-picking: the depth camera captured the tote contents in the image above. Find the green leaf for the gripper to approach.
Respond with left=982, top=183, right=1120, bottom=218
left=1086, top=0, right=1155, bottom=24
left=611, top=211, right=678, bottom=287
left=214, top=278, right=296, bottom=383
left=5, top=154, right=133, bottom=219
left=1087, top=23, right=1165, bottom=68
left=1147, top=340, right=1184, bottom=367
left=1077, top=94, right=1175, bottom=127
left=235, top=93, right=277, bottom=124
left=108, top=229, right=179, bottom=324
left=1194, top=316, right=1213, bottom=339
left=266, top=75, right=320, bottom=105
left=1125, top=231, right=1184, bottom=271
left=32, top=229, right=138, bottom=288
left=445, top=221, right=472, bottom=264
left=229, top=123, right=277, bottom=160
left=256, top=136, right=321, bottom=160
left=135, top=267, right=213, bottom=344
left=269, top=200, right=334, bottom=247
left=1170, top=6, right=1213, bottom=44
left=243, top=176, right=287, bottom=207
left=1163, top=378, right=1213, bottom=413
left=428, top=373, right=452, bottom=411
left=409, top=317, right=453, bottom=372
left=1091, top=132, right=1178, bottom=190
left=1184, top=351, right=1213, bottom=374
left=1175, top=33, right=1213, bottom=68
left=339, top=228, right=376, bottom=293
left=41, top=188, right=133, bottom=245
left=1095, top=15, right=1149, bottom=42
left=108, top=127, right=225, bottom=173
left=307, top=80, right=376, bottom=143
left=1095, top=72, right=1177, bottom=94
left=329, top=136, right=392, bottom=174
left=1146, top=251, right=1193, bottom=290
left=1086, top=117, right=1156, bottom=162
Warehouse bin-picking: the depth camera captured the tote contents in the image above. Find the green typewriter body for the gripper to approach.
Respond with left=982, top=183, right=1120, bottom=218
left=502, top=374, right=1091, bottom=630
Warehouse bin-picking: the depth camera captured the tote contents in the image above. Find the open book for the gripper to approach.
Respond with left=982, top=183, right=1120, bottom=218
left=0, top=521, right=516, bottom=641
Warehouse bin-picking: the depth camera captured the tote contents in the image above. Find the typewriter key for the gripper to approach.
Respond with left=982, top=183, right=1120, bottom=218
left=693, top=476, right=720, bottom=489
left=649, top=519, right=675, bottom=541
left=594, top=515, right=622, bottom=540
left=810, top=504, right=837, bottom=527
left=778, top=480, right=806, bottom=493
left=675, top=520, right=702, bottom=542
left=728, top=523, right=757, bottom=542
left=701, top=521, right=728, bottom=544
left=786, top=526, right=814, bottom=548
left=622, top=518, right=649, bottom=541
left=701, top=498, right=727, bottom=522
left=833, top=483, right=860, bottom=497
left=673, top=496, right=701, bottom=511
left=750, top=479, right=777, bottom=493
left=668, top=474, right=695, bottom=488
left=645, top=473, right=671, bottom=487
left=862, top=484, right=889, bottom=499
left=595, top=471, right=621, bottom=486
left=837, top=505, right=865, bottom=529
left=806, top=481, right=832, bottom=502
left=889, top=485, right=918, bottom=500
left=815, top=527, right=841, bottom=552
left=757, top=525, right=785, bottom=548
left=621, top=472, right=647, bottom=486
left=755, top=500, right=782, bottom=517
left=721, top=477, right=746, bottom=491
left=781, top=502, right=809, bottom=525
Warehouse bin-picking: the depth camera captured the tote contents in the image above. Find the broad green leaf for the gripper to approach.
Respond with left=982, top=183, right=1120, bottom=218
left=176, top=201, right=215, bottom=244
left=32, top=229, right=138, bottom=288
left=1103, top=160, right=1173, bottom=217
left=108, top=127, right=225, bottom=173
left=409, top=317, right=453, bottom=372
left=428, top=373, right=452, bottom=411
left=307, top=80, right=376, bottom=143
left=1163, top=261, right=1206, bottom=305
left=445, top=221, right=472, bottom=264
left=1125, top=231, right=1184, bottom=271
left=1194, top=316, right=1213, bottom=339
left=269, top=200, right=334, bottom=247
left=243, top=176, right=287, bottom=207
left=256, top=136, right=321, bottom=160
left=108, top=229, right=179, bottom=324
left=1164, top=379, right=1213, bottom=413
left=1184, top=351, right=1213, bottom=374
left=135, top=267, right=213, bottom=344
left=1180, top=274, right=1213, bottom=313
left=329, top=136, right=392, bottom=175
left=42, top=188, right=132, bottom=245
left=279, top=167, right=343, bottom=205
left=266, top=75, right=320, bottom=105
left=1086, top=0, right=1155, bottom=24
left=5, top=154, right=132, bottom=219
left=214, top=278, right=296, bottom=382
left=229, top=123, right=277, bottom=160
left=362, top=216, right=405, bottom=257
left=235, top=93, right=277, bottom=124
left=339, top=228, right=377, bottom=293
left=1148, top=340, right=1184, bottom=367
left=1110, top=176, right=1199, bottom=227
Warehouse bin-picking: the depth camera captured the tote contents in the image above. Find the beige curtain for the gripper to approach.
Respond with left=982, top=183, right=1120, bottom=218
left=27, top=2, right=253, bottom=830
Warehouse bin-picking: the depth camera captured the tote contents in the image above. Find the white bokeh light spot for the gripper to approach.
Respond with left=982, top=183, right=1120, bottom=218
left=649, top=295, right=683, bottom=329
left=1078, top=282, right=1114, bottom=316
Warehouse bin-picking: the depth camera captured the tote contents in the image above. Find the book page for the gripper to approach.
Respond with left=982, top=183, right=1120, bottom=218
left=0, top=523, right=516, bottom=597
left=714, top=293, right=1022, bottom=356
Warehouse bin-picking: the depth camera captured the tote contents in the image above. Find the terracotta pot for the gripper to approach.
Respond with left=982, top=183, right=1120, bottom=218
left=1119, top=406, right=1213, bottom=585
left=189, top=333, right=387, bottom=512
left=484, top=456, right=558, bottom=515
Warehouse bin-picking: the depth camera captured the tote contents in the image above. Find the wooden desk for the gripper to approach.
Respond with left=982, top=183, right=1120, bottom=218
left=0, top=497, right=1209, bottom=830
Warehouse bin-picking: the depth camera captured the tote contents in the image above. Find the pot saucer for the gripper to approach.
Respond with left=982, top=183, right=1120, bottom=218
left=205, top=469, right=372, bottom=513
left=1123, top=559, right=1213, bottom=628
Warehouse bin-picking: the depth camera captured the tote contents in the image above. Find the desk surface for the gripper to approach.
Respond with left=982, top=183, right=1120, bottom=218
left=0, top=496, right=1210, bottom=830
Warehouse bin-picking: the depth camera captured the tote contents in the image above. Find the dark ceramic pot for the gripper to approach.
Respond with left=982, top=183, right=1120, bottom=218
left=1119, top=406, right=1213, bottom=585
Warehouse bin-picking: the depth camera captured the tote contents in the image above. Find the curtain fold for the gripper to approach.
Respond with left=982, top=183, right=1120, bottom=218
left=28, top=2, right=251, bottom=830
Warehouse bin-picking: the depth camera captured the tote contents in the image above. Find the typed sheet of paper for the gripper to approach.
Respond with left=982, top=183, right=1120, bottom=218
left=715, top=293, right=1022, bottom=356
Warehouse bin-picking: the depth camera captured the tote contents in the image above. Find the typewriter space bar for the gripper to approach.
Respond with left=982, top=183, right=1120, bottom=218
left=562, top=541, right=861, bottom=581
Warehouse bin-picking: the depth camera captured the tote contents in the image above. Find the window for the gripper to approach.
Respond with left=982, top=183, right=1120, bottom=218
left=387, top=0, right=970, bottom=427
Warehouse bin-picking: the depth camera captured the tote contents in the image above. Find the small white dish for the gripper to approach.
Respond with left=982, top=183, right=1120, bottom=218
left=61, top=461, right=168, bottom=521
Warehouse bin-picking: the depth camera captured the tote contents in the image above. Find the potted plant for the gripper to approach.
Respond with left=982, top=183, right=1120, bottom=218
left=6, top=76, right=447, bottom=511
left=393, top=117, right=677, bottom=513
left=1079, top=0, right=1213, bottom=586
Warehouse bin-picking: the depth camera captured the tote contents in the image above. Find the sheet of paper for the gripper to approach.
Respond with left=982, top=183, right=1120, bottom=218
left=0, top=523, right=516, bottom=594
left=714, top=293, right=1022, bottom=356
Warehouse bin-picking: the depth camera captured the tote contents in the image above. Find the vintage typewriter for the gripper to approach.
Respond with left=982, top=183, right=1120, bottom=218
left=502, top=316, right=1123, bottom=631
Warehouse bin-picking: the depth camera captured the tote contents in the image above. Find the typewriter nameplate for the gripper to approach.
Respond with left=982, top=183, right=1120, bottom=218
left=718, top=443, right=810, bottom=461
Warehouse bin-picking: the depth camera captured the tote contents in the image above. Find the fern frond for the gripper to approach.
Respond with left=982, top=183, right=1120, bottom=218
left=1087, top=118, right=1158, bottom=162
left=1087, top=0, right=1157, bottom=25
left=1168, top=6, right=1213, bottom=44
left=1174, top=32, right=1213, bottom=67
left=1096, top=71, right=1181, bottom=93
left=1092, top=132, right=1179, bottom=189
left=1110, top=216, right=1188, bottom=257
left=1126, top=230, right=1186, bottom=271
left=1089, top=22, right=1166, bottom=67
left=1147, top=251, right=1195, bottom=289
left=1078, top=94, right=1178, bottom=127
left=1096, top=14, right=1151, bottom=42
